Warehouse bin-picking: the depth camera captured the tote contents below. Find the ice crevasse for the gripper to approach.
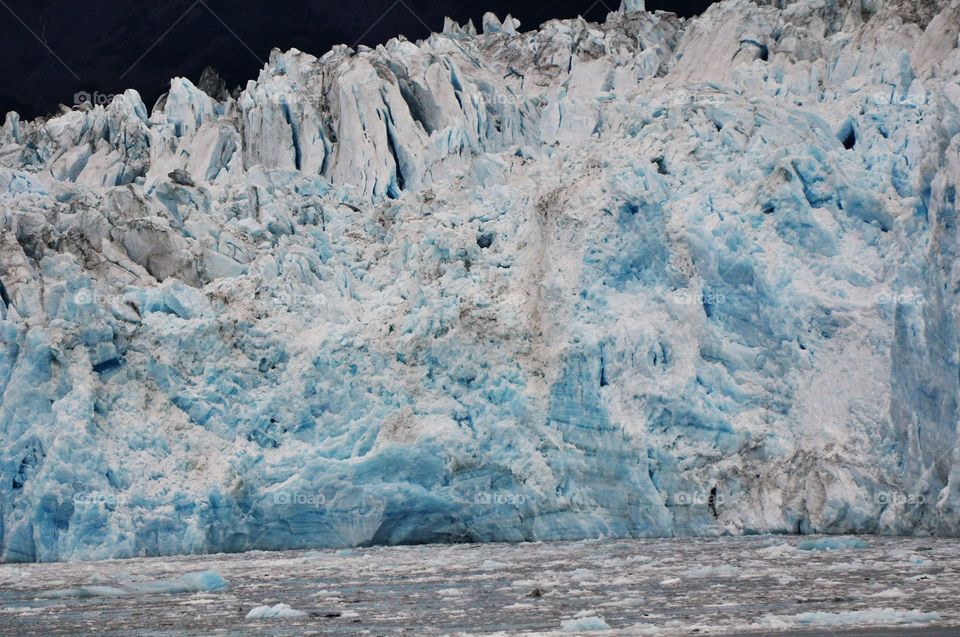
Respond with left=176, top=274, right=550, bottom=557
left=0, top=0, right=959, bottom=561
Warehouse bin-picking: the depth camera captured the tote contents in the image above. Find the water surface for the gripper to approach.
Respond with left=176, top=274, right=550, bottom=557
left=0, top=535, right=956, bottom=635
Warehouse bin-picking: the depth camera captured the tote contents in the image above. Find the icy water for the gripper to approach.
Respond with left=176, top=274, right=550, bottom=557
left=0, top=536, right=957, bottom=636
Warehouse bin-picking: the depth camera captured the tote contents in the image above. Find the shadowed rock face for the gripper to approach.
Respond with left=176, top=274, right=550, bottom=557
left=0, top=0, right=959, bottom=562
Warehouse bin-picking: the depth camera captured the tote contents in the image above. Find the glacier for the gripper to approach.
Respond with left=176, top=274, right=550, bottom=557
left=0, top=0, right=959, bottom=562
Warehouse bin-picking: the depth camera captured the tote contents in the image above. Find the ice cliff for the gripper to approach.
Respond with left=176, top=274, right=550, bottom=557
left=1, top=0, right=959, bottom=562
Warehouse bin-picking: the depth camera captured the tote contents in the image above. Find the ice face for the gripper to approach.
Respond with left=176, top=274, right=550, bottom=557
left=0, top=0, right=959, bottom=561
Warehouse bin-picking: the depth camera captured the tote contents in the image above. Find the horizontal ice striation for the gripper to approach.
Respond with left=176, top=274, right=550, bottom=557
left=0, top=0, right=959, bottom=561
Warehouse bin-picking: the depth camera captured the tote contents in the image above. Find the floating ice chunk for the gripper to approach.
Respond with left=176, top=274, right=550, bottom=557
left=562, top=614, right=611, bottom=632
left=176, top=570, right=229, bottom=592
left=245, top=602, right=308, bottom=618
left=797, top=537, right=870, bottom=551
left=871, top=587, right=908, bottom=598
left=569, top=568, right=595, bottom=581
left=0, top=567, right=27, bottom=583
left=40, top=585, right=129, bottom=598
left=684, top=564, right=740, bottom=577
left=40, top=570, right=227, bottom=598
left=764, top=608, right=940, bottom=628
left=758, top=543, right=800, bottom=558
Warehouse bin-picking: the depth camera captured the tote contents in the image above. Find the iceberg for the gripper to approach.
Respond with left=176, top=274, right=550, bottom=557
left=0, top=0, right=959, bottom=561
left=796, top=536, right=870, bottom=551
left=761, top=608, right=942, bottom=629
left=246, top=602, right=308, bottom=619
left=39, top=570, right=228, bottom=597
left=561, top=615, right=612, bottom=632
left=563, top=610, right=614, bottom=632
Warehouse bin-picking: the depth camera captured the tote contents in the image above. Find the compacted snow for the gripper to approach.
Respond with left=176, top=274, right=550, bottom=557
left=1, top=0, right=960, bottom=561
left=0, top=536, right=957, bottom=636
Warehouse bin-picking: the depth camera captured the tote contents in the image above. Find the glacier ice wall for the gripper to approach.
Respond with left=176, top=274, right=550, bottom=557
left=1, top=0, right=959, bottom=561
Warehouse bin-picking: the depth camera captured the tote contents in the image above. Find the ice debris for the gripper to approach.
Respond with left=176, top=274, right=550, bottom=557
left=40, top=570, right=228, bottom=598
left=245, top=602, right=308, bottom=618
left=762, top=608, right=941, bottom=629
left=562, top=614, right=612, bottom=632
